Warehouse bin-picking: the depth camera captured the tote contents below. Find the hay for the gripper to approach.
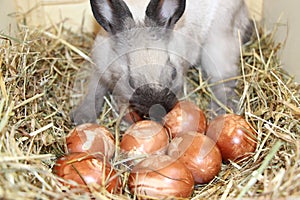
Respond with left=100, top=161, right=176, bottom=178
left=0, top=18, right=299, bottom=200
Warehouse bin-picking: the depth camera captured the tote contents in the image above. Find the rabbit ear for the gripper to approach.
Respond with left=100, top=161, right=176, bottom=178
left=145, top=0, right=186, bottom=28
left=90, top=0, right=134, bottom=34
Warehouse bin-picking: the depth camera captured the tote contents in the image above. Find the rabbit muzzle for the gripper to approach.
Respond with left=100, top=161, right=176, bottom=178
left=129, top=83, right=178, bottom=121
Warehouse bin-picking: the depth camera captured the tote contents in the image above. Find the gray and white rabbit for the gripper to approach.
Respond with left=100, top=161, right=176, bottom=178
left=71, top=0, right=252, bottom=125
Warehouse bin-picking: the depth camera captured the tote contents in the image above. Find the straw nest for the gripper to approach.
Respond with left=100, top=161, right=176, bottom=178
left=0, top=19, right=299, bottom=200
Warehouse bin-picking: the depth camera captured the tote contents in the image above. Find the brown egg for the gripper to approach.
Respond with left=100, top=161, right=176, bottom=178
left=66, top=123, right=115, bottom=160
left=128, top=155, right=194, bottom=199
left=120, top=120, right=169, bottom=164
left=123, top=110, right=143, bottom=124
left=206, top=114, right=257, bottom=162
left=162, top=100, right=207, bottom=138
left=53, top=152, right=120, bottom=193
left=168, top=132, right=222, bottom=184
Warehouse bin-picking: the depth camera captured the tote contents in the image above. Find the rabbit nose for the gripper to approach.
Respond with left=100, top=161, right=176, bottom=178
left=129, top=83, right=178, bottom=121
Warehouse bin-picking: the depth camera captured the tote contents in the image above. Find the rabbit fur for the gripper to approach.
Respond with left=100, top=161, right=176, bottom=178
left=71, top=0, right=252, bottom=124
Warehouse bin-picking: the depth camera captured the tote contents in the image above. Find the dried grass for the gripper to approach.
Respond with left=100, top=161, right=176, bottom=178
left=0, top=18, right=299, bottom=200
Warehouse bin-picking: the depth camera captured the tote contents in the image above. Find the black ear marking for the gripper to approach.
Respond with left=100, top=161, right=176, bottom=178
left=145, top=0, right=186, bottom=28
left=171, top=66, right=177, bottom=80
left=90, top=0, right=134, bottom=34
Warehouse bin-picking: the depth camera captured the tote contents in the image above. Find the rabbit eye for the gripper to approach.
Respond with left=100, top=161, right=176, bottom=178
left=129, top=75, right=136, bottom=89
left=171, top=66, right=177, bottom=80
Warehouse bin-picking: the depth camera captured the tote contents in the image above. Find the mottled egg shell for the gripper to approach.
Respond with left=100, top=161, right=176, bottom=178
left=120, top=120, right=169, bottom=164
left=66, top=123, right=115, bottom=160
left=206, top=114, right=257, bottom=162
left=163, top=101, right=207, bottom=138
left=53, top=152, right=120, bottom=193
left=128, top=155, right=194, bottom=199
left=168, top=132, right=222, bottom=184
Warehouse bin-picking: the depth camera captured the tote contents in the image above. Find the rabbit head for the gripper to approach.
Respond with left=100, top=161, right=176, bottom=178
left=90, top=0, right=188, bottom=120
